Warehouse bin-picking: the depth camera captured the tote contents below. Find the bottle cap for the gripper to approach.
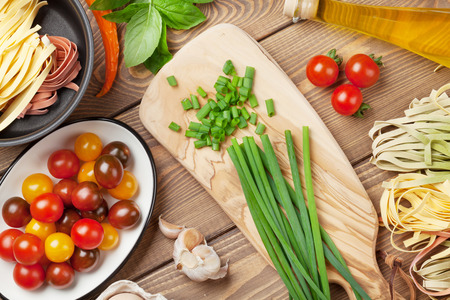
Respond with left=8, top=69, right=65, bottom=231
left=283, top=0, right=319, bottom=19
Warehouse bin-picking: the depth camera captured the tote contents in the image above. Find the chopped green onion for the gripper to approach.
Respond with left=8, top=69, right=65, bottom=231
left=168, top=122, right=180, bottom=132
left=217, top=75, right=230, bottom=85
left=239, top=87, right=251, bottom=98
left=237, top=77, right=244, bottom=87
left=231, top=118, right=240, bottom=127
left=225, top=125, right=236, bottom=136
left=223, top=60, right=236, bottom=75
left=206, top=136, right=212, bottom=146
left=241, top=107, right=250, bottom=120
left=181, top=98, right=193, bottom=110
left=249, top=112, right=257, bottom=125
left=191, top=94, right=200, bottom=109
left=224, top=92, right=232, bottom=103
left=188, top=121, right=202, bottom=131
left=194, top=140, right=207, bottom=149
left=226, top=81, right=236, bottom=92
left=214, top=83, right=228, bottom=94
left=196, top=103, right=211, bottom=121
left=199, top=125, right=210, bottom=133
left=215, top=116, right=228, bottom=128
left=249, top=94, right=258, bottom=108
left=231, top=75, right=240, bottom=87
left=231, top=106, right=240, bottom=119
left=185, top=130, right=205, bottom=139
left=197, top=86, right=207, bottom=98
left=166, top=75, right=177, bottom=86
left=212, top=141, right=220, bottom=151
left=222, top=110, right=231, bottom=122
left=209, top=100, right=220, bottom=112
left=243, top=77, right=253, bottom=89
left=201, top=118, right=212, bottom=127
left=265, top=98, right=275, bottom=117
left=216, top=93, right=225, bottom=102
left=255, top=123, right=266, bottom=135
left=217, top=100, right=228, bottom=111
left=209, top=111, right=216, bottom=120
left=245, top=66, right=255, bottom=79
left=238, top=116, right=248, bottom=129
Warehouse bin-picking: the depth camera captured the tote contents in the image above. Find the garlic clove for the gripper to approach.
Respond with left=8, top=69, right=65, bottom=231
left=208, top=260, right=229, bottom=280
left=178, top=228, right=205, bottom=251
left=158, top=215, right=184, bottom=239
left=192, top=245, right=221, bottom=274
left=178, top=249, right=200, bottom=269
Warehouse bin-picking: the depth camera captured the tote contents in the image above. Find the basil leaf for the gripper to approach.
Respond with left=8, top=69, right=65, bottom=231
left=153, top=0, right=206, bottom=30
left=90, top=0, right=130, bottom=10
left=143, top=21, right=172, bottom=74
left=124, top=6, right=162, bottom=67
left=103, top=3, right=149, bottom=23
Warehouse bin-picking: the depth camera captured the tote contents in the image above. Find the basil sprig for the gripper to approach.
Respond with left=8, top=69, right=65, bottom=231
left=90, top=0, right=213, bottom=73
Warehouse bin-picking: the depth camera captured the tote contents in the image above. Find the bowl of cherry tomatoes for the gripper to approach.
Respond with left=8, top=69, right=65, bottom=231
left=0, top=118, right=156, bottom=300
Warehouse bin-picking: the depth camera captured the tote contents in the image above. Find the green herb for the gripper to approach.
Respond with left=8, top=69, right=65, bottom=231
left=166, top=75, right=177, bottom=86
left=197, top=86, right=207, bottom=98
left=223, top=60, right=236, bottom=75
left=265, top=98, right=275, bottom=117
left=168, top=121, right=180, bottom=132
left=181, top=98, right=193, bottom=110
left=249, top=112, right=257, bottom=125
left=255, top=123, right=266, bottom=135
left=90, top=0, right=213, bottom=73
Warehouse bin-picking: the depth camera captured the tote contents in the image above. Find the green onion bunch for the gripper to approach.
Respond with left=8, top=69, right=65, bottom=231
left=227, top=128, right=371, bottom=300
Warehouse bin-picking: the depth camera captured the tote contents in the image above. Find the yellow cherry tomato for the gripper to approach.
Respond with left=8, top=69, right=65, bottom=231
left=74, top=133, right=103, bottom=162
left=22, top=173, right=53, bottom=203
left=25, top=218, right=56, bottom=241
left=98, top=223, right=119, bottom=251
left=77, top=161, right=99, bottom=186
left=107, top=170, right=138, bottom=200
left=45, top=233, right=74, bottom=263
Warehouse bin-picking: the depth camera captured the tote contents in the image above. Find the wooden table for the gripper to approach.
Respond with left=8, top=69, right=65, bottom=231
left=1, top=0, right=450, bottom=299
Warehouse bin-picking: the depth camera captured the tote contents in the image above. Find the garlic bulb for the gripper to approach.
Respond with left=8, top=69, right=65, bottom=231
left=159, top=217, right=229, bottom=282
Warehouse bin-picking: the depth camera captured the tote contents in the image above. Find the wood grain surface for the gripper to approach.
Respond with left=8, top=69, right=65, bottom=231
left=139, top=23, right=391, bottom=299
left=0, top=0, right=449, bottom=299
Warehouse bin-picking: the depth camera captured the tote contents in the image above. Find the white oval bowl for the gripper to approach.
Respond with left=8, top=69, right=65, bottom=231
left=0, top=118, right=157, bottom=300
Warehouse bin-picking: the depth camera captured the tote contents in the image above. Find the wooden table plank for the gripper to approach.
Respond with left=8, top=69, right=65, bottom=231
left=0, top=1, right=448, bottom=299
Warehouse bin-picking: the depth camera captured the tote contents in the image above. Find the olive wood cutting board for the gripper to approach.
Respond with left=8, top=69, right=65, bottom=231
left=140, top=24, right=395, bottom=299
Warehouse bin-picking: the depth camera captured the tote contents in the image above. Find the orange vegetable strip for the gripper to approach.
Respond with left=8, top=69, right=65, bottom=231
left=86, top=0, right=119, bottom=98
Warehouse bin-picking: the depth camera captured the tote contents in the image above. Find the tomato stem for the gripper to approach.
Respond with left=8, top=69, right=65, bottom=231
left=352, top=103, right=371, bottom=118
left=326, top=49, right=343, bottom=66
left=369, top=54, right=384, bottom=67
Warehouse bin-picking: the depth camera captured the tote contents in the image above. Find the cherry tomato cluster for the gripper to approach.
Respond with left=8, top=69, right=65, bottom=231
left=0, top=133, right=141, bottom=291
left=306, top=49, right=383, bottom=117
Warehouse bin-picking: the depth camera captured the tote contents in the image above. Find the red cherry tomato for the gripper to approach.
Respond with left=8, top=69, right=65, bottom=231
left=306, top=55, right=339, bottom=87
left=108, top=200, right=141, bottom=230
left=13, top=263, right=45, bottom=291
left=13, top=233, right=44, bottom=265
left=0, top=229, right=23, bottom=262
left=331, top=84, right=363, bottom=116
left=46, top=262, right=75, bottom=289
left=101, top=141, right=131, bottom=168
left=94, top=154, right=124, bottom=189
left=47, top=149, right=80, bottom=179
left=71, top=181, right=103, bottom=211
left=53, top=178, right=78, bottom=208
left=70, top=247, right=100, bottom=272
left=345, top=54, right=380, bottom=88
left=56, top=209, right=81, bottom=235
left=71, top=218, right=104, bottom=250
left=80, top=200, right=109, bottom=223
left=2, top=197, right=31, bottom=228
left=30, top=193, right=64, bottom=223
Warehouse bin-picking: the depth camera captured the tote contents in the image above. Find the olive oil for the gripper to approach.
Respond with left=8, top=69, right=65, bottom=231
left=286, top=0, right=450, bottom=68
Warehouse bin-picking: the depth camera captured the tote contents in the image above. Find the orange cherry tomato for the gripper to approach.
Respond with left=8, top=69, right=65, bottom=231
left=108, top=170, right=138, bottom=200
left=98, top=223, right=119, bottom=251
left=74, top=133, right=103, bottom=162
left=45, top=233, right=74, bottom=263
left=22, top=173, right=53, bottom=204
left=25, top=219, right=56, bottom=242
left=77, top=161, right=99, bottom=186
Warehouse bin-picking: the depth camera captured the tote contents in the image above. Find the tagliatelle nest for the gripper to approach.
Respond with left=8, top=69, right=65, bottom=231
left=369, top=83, right=450, bottom=173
